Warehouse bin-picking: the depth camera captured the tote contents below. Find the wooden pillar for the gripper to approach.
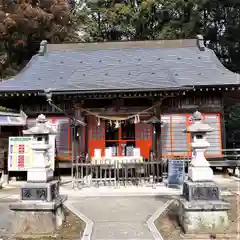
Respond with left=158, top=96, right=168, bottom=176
left=84, top=115, right=88, bottom=159
left=73, top=102, right=85, bottom=157
left=151, top=99, right=162, bottom=160
left=154, top=104, right=162, bottom=160
left=73, top=103, right=80, bottom=158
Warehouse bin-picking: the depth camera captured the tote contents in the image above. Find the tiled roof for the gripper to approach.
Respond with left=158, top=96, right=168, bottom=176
left=0, top=36, right=239, bottom=93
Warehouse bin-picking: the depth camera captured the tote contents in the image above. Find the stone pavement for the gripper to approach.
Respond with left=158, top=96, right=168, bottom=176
left=69, top=196, right=169, bottom=240
left=0, top=174, right=238, bottom=240
left=61, top=184, right=182, bottom=197
left=214, top=174, right=240, bottom=190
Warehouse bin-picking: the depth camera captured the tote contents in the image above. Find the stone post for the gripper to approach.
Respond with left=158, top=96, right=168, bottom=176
left=9, top=114, right=67, bottom=236
left=178, top=111, right=230, bottom=234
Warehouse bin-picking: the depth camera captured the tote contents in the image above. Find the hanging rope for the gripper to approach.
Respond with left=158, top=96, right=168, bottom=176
left=47, top=99, right=86, bottom=126
left=81, top=100, right=164, bottom=121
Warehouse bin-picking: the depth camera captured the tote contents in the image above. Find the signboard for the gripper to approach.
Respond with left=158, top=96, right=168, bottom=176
left=168, top=160, right=185, bottom=188
left=8, top=137, right=34, bottom=171
left=8, top=136, right=55, bottom=171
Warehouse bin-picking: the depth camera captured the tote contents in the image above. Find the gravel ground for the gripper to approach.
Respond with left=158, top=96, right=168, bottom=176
left=13, top=208, right=86, bottom=240
left=0, top=197, right=85, bottom=240
left=155, top=194, right=240, bottom=240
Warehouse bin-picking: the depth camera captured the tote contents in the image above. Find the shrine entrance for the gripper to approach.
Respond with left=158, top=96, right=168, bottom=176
left=88, top=116, right=152, bottom=160
left=72, top=111, right=170, bottom=188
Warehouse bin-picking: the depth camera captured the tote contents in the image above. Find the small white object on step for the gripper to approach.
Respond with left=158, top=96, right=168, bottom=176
left=235, top=168, right=240, bottom=177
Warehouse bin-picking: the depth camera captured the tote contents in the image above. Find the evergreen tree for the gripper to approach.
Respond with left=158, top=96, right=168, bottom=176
left=0, top=0, right=81, bottom=77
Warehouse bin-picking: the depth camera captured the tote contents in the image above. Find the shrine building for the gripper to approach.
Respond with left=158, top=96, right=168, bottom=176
left=0, top=35, right=240, bottom=170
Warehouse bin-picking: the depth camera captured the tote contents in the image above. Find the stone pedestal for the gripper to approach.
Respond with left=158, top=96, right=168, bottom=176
left=20, top=180, right=60, bottom=201
left=27, top=167, right=54, bottom=182
left=178, top=111, right=230, bottom=234
left=9, top=180, right=67, bottom=235
left=188, top=166, right=213, bottom=182
left=183, top=181, right=220, bottom=201
left=179, top=180, right=230, bottom=234
left=10, top=195, right=67, bottom=235
left=178, top=198, right=230, bottom=234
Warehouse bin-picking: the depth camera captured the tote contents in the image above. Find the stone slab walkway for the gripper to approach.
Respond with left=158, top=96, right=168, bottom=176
left=69, top=196, right=169, bottom=240
left=61, top=184, right=182, bottom=198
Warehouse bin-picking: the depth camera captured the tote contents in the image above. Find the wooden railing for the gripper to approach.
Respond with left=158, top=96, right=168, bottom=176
left=71, top=156, right=190, bottom=188
left=222, top=149, right=240, bottom=160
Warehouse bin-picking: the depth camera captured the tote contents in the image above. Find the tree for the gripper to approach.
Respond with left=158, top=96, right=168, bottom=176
left=80, top=0, right=240, bottom=74
left=81, top=0, right=204, bottom=41
left=0, top=0, right=81, bottom=77
left=203, top=0, right=240, bottom=73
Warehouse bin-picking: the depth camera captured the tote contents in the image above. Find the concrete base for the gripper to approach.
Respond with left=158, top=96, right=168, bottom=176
left=178, top=198, right=230, bottom=234
left=188, top=166, right=213, bottom=182
left=9, top=195, right=67, bottom=235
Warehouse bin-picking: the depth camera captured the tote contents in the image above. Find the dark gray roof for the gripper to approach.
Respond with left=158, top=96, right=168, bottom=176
left=0, top=38, right=239, bottom=93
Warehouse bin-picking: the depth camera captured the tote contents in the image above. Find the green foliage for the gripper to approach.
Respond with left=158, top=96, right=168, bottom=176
left=2, top=0, right=240, bottom=77
left=81, top=0, right=204, bottom=41
left=0, top=0, right=82, bottom=77
left=79, top=0, right=240, bottom=73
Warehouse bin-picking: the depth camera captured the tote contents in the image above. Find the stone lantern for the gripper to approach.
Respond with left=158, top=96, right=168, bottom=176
left=178, top=111, right=230, bottom=234
left=185, top=111, right=214, bottom=181
left=9, top=114, right=66, bottom=235
left=22, top=114, right=56, bottom=182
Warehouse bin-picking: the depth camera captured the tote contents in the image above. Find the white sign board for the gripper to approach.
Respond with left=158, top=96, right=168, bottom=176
left=8, top=136, right=55, bottom=171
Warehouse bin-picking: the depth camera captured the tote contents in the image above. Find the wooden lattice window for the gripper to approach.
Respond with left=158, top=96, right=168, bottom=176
left=135, top=123, right=152, bottom=159
left=27, top=117, right=71, bottom=160
left=161, top=113, right=222, bottom=158
left=88, top=116, right=105, bottom=157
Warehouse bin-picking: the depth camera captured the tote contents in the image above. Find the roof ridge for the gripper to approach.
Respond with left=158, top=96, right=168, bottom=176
left=45, top=39, right=198, bottom=52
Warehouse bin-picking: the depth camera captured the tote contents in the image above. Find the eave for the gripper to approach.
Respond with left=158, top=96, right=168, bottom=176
left=0, top=110, right=27, bottom=126
left=0, top=84, right=239, bottom=99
